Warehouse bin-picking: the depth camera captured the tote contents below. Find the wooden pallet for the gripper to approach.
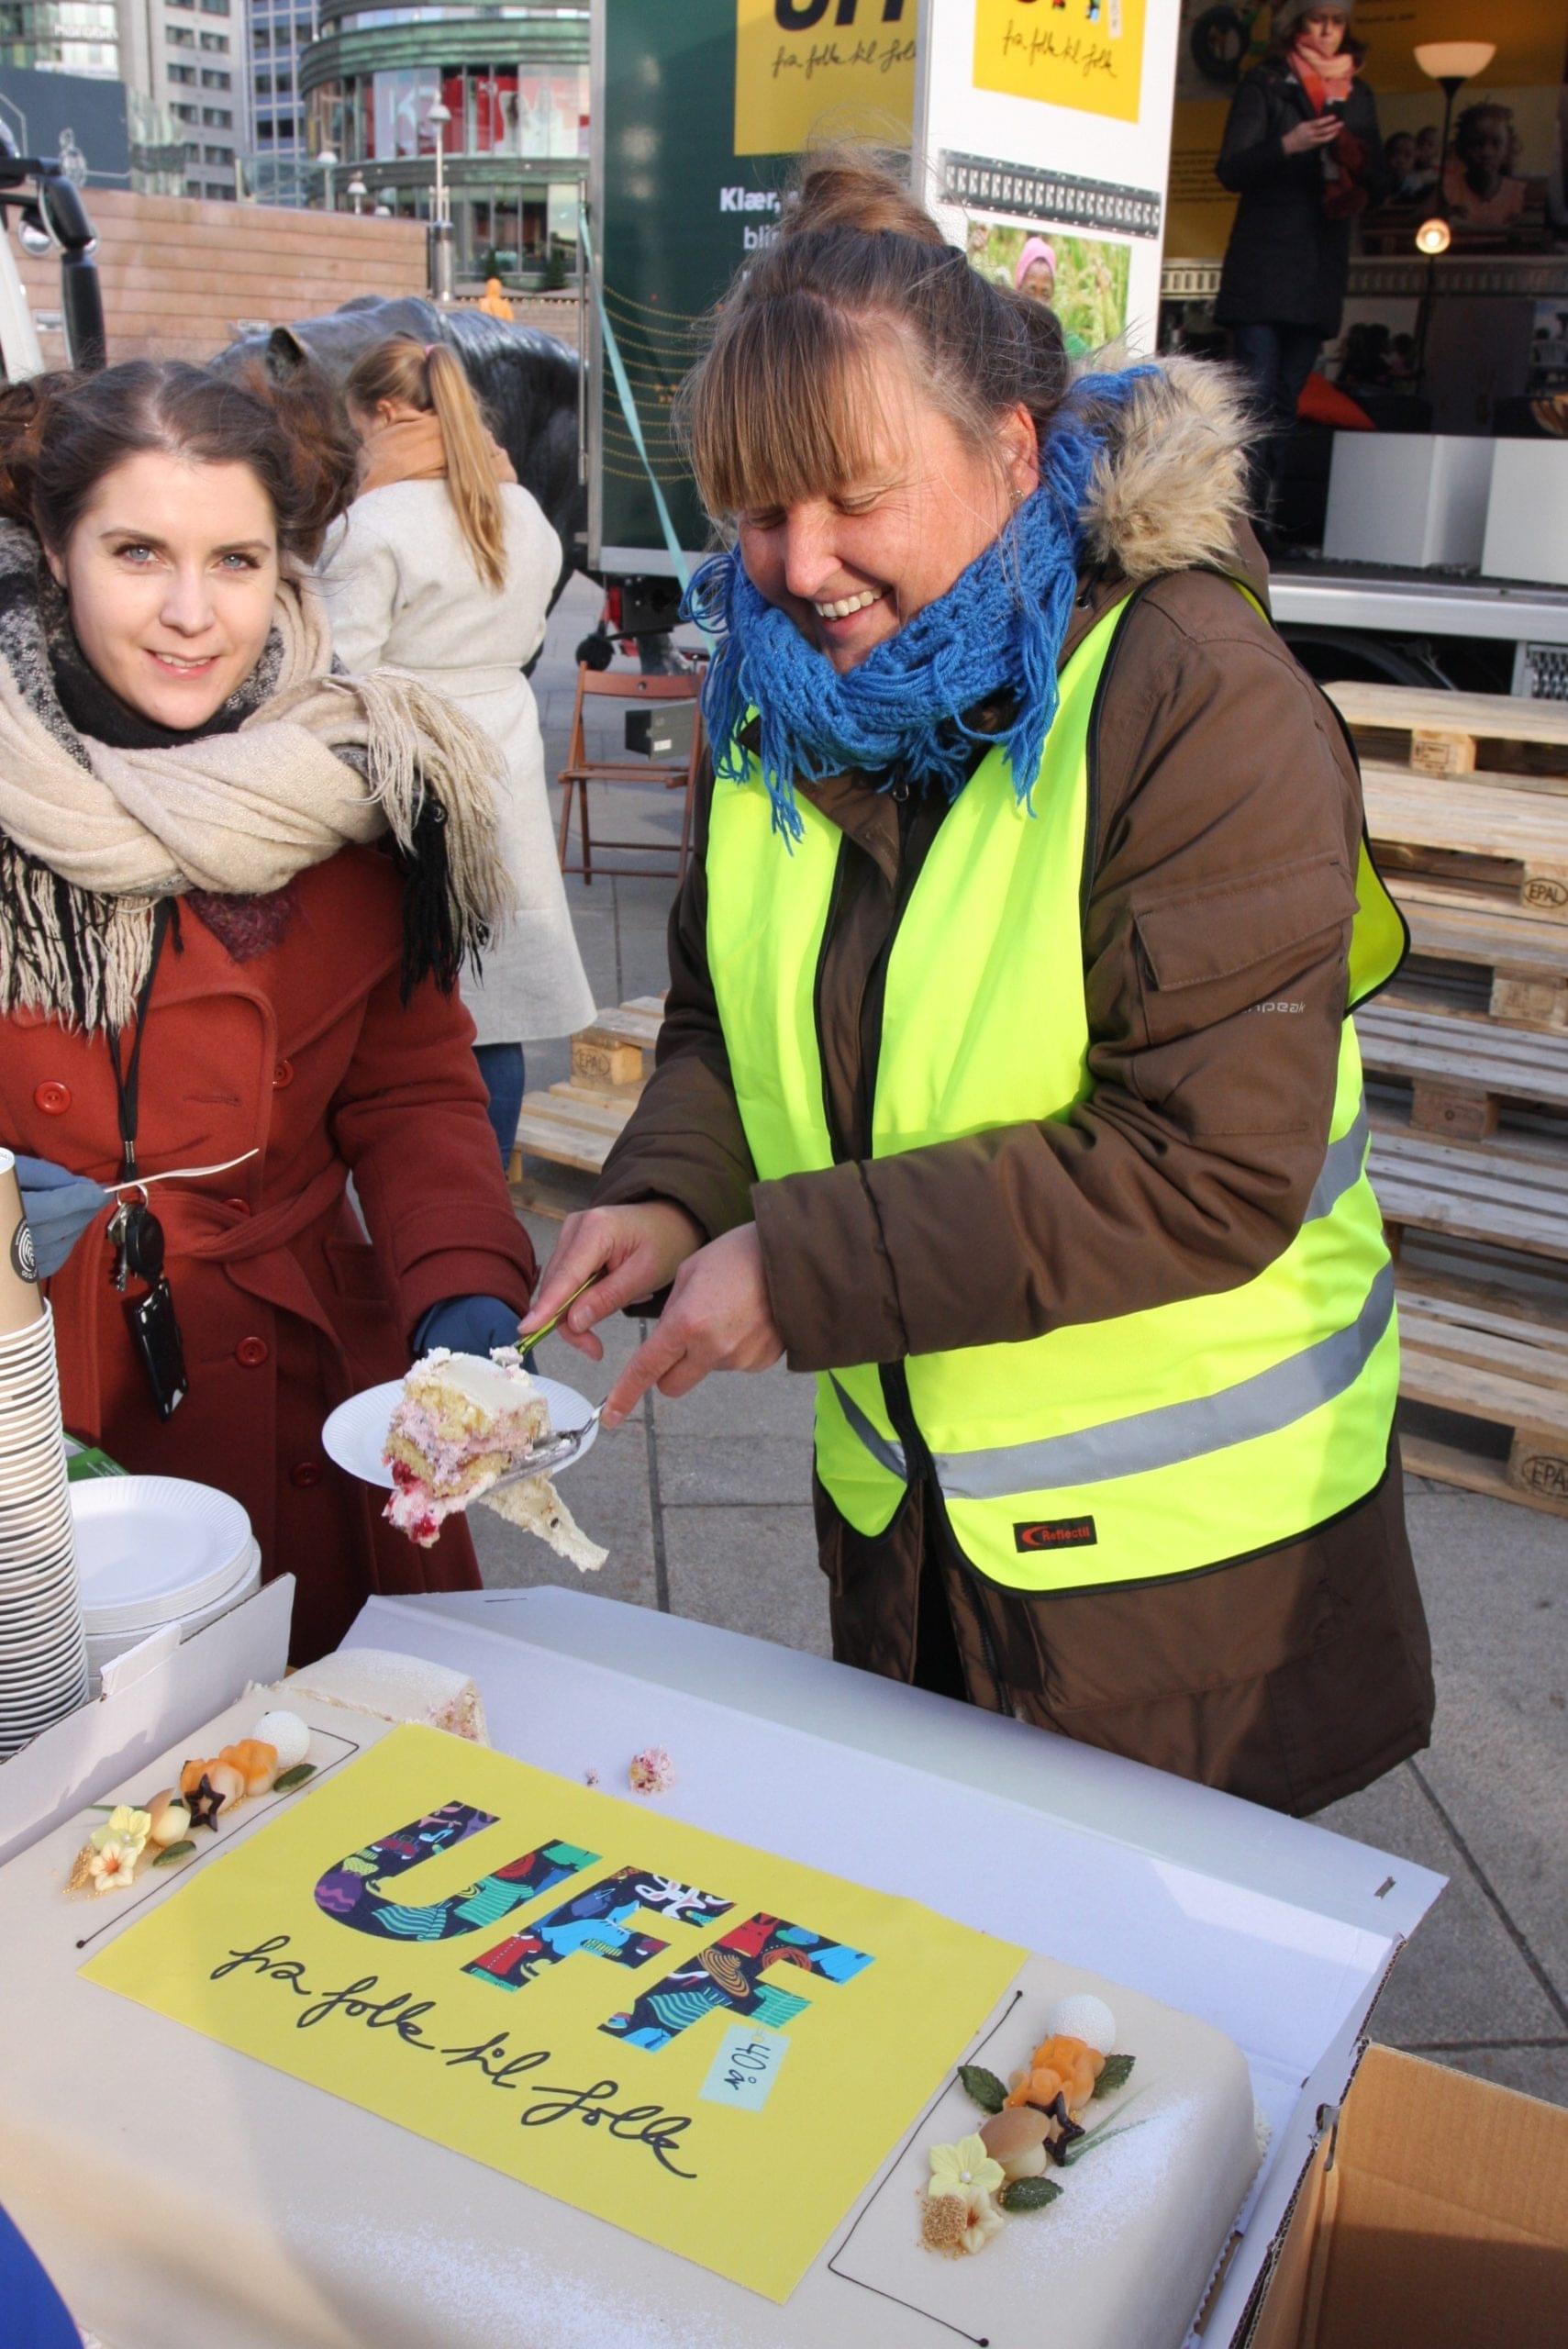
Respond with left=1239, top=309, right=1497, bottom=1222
left=1391, top=885, right=1568, bottom=1030
left=1357, top=998, right=1568, bottom=1141
left=507, top=996, right=667, bottom=1203
left=1370, top=1117, right=1568, bottom=1264
left=1329, top=681, right=1568, bottom=786
left=1362, top=769, right=1568, bottom=922
left=1396, top=1264, right=1568, bottom=1517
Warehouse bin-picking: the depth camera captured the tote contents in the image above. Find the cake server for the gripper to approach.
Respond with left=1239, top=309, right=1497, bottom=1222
left=489, top=1404, right=604, bottom=1488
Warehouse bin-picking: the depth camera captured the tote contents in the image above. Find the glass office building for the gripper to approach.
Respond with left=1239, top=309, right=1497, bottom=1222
left=298, top=3, right=586, bottom=273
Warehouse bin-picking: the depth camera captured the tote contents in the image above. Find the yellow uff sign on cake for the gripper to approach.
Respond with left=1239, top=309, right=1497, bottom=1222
left=82, top=1727, right=1024, bottom=2300
left=733, top=0, right=918, bottom=160
left=972, top=0, right=1147, bottom=126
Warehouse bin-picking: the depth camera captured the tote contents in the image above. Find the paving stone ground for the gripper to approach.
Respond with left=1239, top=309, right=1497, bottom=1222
left=473, top=571, right=1568, bottom=2107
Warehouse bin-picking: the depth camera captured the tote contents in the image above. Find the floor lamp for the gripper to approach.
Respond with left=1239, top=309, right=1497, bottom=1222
left=1411, top=41, right=1496, bottom=387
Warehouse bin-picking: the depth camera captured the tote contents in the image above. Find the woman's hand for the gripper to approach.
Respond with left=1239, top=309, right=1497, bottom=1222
left=597, top=1225, right=784, bottom=1429
left=518, top=1201, right=705, bottom=1361
left=14, top=1155, right=109, bottom=1278
left=1282, top=117, right=1341, bottom=156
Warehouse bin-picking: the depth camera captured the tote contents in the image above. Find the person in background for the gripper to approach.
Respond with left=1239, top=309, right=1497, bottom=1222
left=1014, top=235, right=1056, bottom=303
left=1443, top=101, right=1527, bottom=231
left=1214, top=0, right=1385, bottom=543
left=522, top=154, right=1433, bottom=1819
left=1410, top=123, right=1441, bottom=195
left=0, top=359, right=535, bottom=1662
left=1381, top=129, right=1415, bottom=198
left=319, top=338, right=594, bottom=1165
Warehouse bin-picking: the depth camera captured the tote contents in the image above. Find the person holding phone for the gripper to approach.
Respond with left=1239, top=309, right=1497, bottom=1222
left=1214, top=1, right=1386, bottom=541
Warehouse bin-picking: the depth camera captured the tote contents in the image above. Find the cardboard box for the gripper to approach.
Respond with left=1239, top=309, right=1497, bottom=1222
left=1247, top=2043, right=1568, bottom=2349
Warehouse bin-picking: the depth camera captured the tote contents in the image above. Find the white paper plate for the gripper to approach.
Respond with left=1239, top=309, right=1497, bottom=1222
left=324, top=1373, right=599, bottom=1490
left=71, top=1476, right=253, bottom=1633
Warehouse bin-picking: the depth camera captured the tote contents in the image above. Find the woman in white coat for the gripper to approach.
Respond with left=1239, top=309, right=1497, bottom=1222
left=318, top=336, right=595, bottom=1158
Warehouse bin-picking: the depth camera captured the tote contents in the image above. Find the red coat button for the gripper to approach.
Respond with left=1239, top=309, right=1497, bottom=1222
left=223, top=1197, right=251, bottom=1217
left=272, top=1058, right=295, bottom=1089
left=291, top=1461, right=323, bottom=1489
left=34, top=1081, right=71, bottom=1116
left=236, top=1335, right=269, bottom=1368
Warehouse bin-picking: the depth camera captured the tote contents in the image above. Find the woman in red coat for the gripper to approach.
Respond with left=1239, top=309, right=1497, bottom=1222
left=0, top=359, right=539, bottom=1661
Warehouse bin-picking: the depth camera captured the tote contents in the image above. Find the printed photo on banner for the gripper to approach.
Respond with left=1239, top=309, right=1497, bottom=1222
left=972, top=0, right=1150, bottom=127
left=969, top=218, right=1131, bottom=353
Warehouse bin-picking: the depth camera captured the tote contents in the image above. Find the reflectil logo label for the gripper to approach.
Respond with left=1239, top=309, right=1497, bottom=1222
left=1013, top=1517, right=1097, bottom=1553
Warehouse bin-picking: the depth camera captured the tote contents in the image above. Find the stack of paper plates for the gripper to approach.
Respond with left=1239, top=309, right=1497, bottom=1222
left=72, top=1478, right=260, bottom=1690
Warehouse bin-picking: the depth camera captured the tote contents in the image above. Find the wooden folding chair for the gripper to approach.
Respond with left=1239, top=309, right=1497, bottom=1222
left=556, top=666, right=706, bottom=885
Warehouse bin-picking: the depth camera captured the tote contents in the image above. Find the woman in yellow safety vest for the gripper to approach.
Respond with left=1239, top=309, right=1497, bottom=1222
left=522, top=157, right=1434, bottom=1816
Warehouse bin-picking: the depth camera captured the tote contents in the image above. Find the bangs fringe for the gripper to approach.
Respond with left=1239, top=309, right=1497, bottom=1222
left=682, top=295, right=908, bottom=519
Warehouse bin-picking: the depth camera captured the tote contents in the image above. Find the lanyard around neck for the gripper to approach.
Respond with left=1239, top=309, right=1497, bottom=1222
left=107, top=898, right=173, bottom=1181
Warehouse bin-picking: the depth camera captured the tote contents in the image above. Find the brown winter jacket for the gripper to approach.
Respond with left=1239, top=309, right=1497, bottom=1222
left=595, top=361, right=1434, bottom=1816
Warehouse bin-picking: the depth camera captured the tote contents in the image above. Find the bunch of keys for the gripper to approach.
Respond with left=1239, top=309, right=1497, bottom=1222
left=107, top=1189, right=166, bottom=1294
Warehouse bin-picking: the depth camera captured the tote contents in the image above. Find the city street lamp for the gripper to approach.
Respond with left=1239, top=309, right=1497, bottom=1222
left=314, top=143, right=338, bottom=214
left=347, top=175, right=367, bottom=217
left=425, top=99, right=454, bottom=304
left=427, top=99, right=450, bottom=225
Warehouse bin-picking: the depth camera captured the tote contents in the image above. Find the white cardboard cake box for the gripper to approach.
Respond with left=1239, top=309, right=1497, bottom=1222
left=7, top=1578, right=1558, bottom=2347
left=0, top=1574, right=294, bottom=1868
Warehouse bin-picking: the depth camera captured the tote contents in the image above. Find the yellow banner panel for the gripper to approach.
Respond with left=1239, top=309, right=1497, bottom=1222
left=735, top=0, right=919, bottom=160
left=83, top=1728, right=1024, bottom=2304
left=973, top=0, right=1151, bottom=126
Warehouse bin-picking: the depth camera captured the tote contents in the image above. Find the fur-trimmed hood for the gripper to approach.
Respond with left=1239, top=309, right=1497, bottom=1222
left=1073, top=357, right=1260, bottom=588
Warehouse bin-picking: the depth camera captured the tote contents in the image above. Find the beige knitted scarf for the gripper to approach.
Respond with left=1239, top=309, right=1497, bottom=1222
left=0, top=562, right=512, bottom=1032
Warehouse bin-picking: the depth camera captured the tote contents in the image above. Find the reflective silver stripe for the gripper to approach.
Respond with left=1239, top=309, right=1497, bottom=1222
left=1305, top=1099, right=1371, bottom=1225
left=929, top=1261, right=1396, bottom=1502
left=828, top=1375, right=907, bottom=1479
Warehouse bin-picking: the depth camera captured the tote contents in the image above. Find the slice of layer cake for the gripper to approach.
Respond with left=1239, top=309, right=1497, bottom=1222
left=284, top=1647, right=488, bottom=1742
left=383, top=1348, right=606, bottom=1570
left=384, top=1348, right=549, bottom=1546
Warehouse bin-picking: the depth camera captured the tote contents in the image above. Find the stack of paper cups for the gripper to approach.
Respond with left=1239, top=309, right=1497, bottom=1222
left=0, top=1149, right=88, bottom=1757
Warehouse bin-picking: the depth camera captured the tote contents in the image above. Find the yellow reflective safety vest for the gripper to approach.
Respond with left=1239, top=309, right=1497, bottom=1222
left=706, top=590, right=1408, bottom=1595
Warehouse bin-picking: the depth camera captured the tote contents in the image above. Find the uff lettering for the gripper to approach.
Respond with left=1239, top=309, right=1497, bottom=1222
left=775, top=0, right=907, bottom=28
left=313, top=1803, right=875, bottom=2047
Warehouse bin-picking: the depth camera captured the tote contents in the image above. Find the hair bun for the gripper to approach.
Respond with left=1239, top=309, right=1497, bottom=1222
left=0, top=372, right=71, bottom=531
left=784, top=151, right=946, bottom=248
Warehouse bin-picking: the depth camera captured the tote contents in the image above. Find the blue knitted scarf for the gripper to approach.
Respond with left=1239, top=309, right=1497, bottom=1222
left=684, top=367, right=1154, bottom=843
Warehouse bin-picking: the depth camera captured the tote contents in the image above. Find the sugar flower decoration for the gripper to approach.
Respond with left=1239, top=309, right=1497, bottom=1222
left=90, top=1806, right=151, bottom=1855
left=928, top=2133, right=1005, bottom=2209
left=920, top=2187, right=1006, bottom=2257
left=83, top=1807, right=152, bottom=1894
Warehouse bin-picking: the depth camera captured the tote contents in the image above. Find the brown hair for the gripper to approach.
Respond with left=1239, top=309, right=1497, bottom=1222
left=678, top=152, right=1069, bottom=523
left=0, top=356, right=358, bottom=564
left=1263, top=8, right=1367, bottom=71
left=344, top=337, right=507, bottom=591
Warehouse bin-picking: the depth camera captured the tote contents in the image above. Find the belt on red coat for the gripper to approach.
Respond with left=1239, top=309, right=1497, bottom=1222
left=153, top=1162, right=349, bottom=1264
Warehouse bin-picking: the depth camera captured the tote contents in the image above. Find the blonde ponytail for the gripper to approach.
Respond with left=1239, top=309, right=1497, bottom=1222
left=425, top=343, right=507, bottom=592
left=343, top=335, right=508, bottom=592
